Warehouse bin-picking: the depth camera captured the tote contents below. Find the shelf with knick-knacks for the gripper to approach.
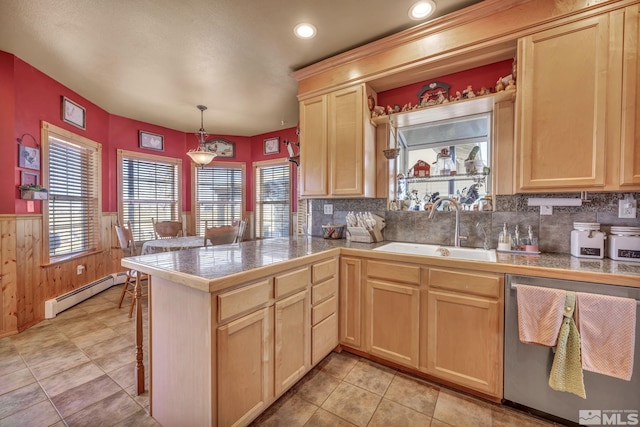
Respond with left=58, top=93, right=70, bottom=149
left=399, top=172, right=489, bottom=184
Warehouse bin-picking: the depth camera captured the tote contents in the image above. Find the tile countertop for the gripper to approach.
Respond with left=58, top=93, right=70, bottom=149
left=122, top=237, right=640, bottom=293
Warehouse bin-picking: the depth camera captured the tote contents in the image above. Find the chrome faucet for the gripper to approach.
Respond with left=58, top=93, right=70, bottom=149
left=428, top=197, right=467, bottom=247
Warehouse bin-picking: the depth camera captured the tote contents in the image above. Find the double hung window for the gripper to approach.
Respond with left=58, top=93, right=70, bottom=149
left=42, top=122, right=102, bottom=263
left=254, top=160, right=292, bottom=238
left=194, top=163, right=245, bottom=236
left=118, top=150, right=182, bottom=241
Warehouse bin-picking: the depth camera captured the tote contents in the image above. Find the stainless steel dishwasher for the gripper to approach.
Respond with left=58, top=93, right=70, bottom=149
left=504, top=274, right=640, bottom=424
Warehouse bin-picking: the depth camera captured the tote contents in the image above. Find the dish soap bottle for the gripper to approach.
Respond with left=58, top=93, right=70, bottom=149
left=498, top=223, right=512, bottom=251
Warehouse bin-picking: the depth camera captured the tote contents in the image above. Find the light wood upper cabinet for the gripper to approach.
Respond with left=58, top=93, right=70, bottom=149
left=299, top=84, right=377, bottom=198
left=516, top=14, right=611, bottom=191
left=621, top=5, right=640, bottom=187
left=516, top=8, right=640, bottom=192
left=300, top=96, right=328, bottom=196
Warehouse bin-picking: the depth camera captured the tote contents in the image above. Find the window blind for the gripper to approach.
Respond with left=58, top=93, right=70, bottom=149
left=47, top=135, right=100, bottom=258
left=195, top=166, right=243, bottom=236
left=255, top=163, right=291, bottom=238
left=122, top=157, right=179, bottom=241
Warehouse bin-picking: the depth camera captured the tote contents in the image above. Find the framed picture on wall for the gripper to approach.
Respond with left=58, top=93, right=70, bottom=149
left=204, top=138, right=235, bottom=158
left=139, top=131, right=164, bottom=151
left=18, top=144, right=40, bottom=170
left=61, top=96, right=86, bottom=130
left=21, top=171, right=39, bottom=186
left=263, top=137, right=280, bottom=155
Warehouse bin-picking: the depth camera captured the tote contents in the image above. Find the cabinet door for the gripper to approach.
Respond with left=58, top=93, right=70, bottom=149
left=218, top=307, right=272, bottom=427
left=621, top=5, right=640, bottom=187
left=274, top=290, right=310, bottom=396
left=493, top=97, right=516, bottom=195
left=300, top=95, right=328, bottom=196
left=425, top=290, right=502, bottom=397
left=517, top=14, right=611, bottom=190
left=366, top=279, right=419, bottom=368
left=328, top=85, right=372, bottom=196
left=339, top=257, right=362, bottom=348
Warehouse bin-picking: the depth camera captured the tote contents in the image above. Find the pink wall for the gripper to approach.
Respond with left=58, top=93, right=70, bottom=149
left=4, top=51, right=298, bottom=217
left=377, top=59, right=513, bottom=109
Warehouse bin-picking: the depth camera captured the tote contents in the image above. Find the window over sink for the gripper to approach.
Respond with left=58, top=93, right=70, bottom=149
left=385, top=95, right=500, bottom=210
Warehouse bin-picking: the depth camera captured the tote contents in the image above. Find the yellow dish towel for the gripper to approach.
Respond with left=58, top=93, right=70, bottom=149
left=548, top=291, right=586, bottom=399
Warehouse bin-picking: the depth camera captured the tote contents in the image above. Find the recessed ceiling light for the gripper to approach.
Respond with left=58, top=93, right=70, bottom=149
left=409, top=0, right=436, bottom=20
left=294, top=23, right=317, bottom=39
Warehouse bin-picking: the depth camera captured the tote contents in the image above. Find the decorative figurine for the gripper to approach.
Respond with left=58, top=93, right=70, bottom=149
left=372, top=105, right=386, bottom=117
left=495, top=77, right=505, bottom=92
left=505, top=79, right=516, bottom=91
left=463, top=85, right=475, bottom=98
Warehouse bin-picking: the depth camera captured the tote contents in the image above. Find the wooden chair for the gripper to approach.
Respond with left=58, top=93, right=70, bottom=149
left=151, top=218, right=183, bottom=239
left=204, top=221, right=239, bottom=247
left=114, top=220, right=148, bottom=318
left=233, top=219, right=248, bottom=243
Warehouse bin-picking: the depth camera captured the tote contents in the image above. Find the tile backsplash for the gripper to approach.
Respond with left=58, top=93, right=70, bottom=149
left=307, top=192, right=640, bottom=254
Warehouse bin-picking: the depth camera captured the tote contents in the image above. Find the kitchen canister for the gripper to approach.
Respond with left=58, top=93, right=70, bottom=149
left=571, top=222, right=605, bottom=259
left=608, top=226, right=640, bottom=262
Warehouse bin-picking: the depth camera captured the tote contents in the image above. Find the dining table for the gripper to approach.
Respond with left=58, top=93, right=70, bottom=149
left=141, top=235, right=206, bottom=255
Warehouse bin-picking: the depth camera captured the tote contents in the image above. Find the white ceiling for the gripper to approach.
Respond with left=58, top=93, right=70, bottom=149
left=0, top=0, right=483, bottom=136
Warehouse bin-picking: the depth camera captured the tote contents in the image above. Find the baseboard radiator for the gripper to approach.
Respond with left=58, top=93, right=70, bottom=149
left=44, top=272, right=127, bottom=319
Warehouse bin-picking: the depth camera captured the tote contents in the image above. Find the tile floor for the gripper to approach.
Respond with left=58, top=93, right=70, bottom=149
left=0, top=285, right=566, bottom=427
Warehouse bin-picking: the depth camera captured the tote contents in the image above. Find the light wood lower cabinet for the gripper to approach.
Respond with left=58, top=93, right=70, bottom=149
left=339, top=257, right=504, bottom=399
left=366, top=279, right=419, bottom=368
left=422, top=268, right=504, bottom=397
left=339, top=256, right=363, bottom=348
left=274, top=290, right=311, bottom=395
left=218, top=307, right=272, bottom=427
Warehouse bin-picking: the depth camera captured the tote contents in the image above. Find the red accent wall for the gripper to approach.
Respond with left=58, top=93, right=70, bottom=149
left=377, top=59, right=513, bottom=109
left=203, top=134, right=253, bottom=212
left=0, top=52, right=16, bottom=214
left=108, top=115, right=189, bottom=212
left=250, top=127, right=300, bottom=212
left=4, top=51, right=299, bottom=217
left=12, top=56, right=110, bottom=214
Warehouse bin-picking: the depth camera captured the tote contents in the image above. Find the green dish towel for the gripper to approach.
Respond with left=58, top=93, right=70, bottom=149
left=548, top=291, right=586, bottom=399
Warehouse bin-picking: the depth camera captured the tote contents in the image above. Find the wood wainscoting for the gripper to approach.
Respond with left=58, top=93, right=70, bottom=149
left=0, top=212, right=125, bottom=337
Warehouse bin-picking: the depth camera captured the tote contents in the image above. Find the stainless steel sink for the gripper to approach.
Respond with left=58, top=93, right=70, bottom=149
left=373, top=242, right=497, bottom=262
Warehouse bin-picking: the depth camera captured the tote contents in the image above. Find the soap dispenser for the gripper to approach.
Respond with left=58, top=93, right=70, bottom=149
left=498, top=223, right=512, bottom=251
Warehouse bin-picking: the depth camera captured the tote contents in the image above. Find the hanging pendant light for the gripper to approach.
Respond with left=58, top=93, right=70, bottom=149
left=187, top=105, right=217, bottom=167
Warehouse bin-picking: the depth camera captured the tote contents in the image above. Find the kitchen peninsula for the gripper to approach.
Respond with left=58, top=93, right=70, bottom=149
left=123, top=237, right=640, bottom=427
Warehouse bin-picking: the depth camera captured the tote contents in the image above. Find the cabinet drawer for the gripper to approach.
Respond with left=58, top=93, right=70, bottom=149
left=312, top=295, right=337, bottom=325
left=429, top=268, right=501, bottom=299
left=367, top=260, right=420, bottom=285
left=275, top=267, right=310, bottom=298
left=312, top=276, right=337, bottom=304
left=218, top=279, right=271, bottom=322
left=312, top=258, right=337, bottom=284
left=312, top=313, right=338, bottom=365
